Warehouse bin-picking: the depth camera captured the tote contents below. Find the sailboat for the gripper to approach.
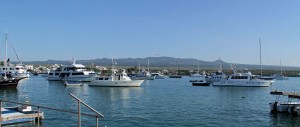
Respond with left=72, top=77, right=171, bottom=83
left=0, top=33, right=29, bottom=79
left=0, top=33, right=20, bottom=87
left=272, top=60, right=288, bottom=80
left=169, top=59, right=182, bottom=78
left=190, top=60, right=206, bottom=77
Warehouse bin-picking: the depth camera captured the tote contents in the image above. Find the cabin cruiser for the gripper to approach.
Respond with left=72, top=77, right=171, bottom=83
left=89, top=69, right=144, bottom=87
left=151, top=72, right=165, bottom=79
left=48, top=58, right=96, bottom=82
left=212, top=67, right=273, bottom=87
left=205, top=58, right=226, bottom=83
left=205, top=71, right=227, bottom=83
left=132, top=69, right=155, bottom=80
left=0, top=63, right=30, bottom=79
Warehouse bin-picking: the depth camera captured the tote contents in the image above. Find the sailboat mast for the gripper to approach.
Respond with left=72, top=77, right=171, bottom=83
left=147, top=59, right=149, bottom=72
left=197, top=60, right=199, bottom=73
left=259, top=38, right=262, bottom=76
left=280, top=60, right=282, bottom=75
left=4, top=33, right=7, bottom=67
left=176, top=59, right=179, bottom=75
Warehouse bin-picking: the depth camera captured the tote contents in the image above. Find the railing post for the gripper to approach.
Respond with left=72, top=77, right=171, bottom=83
left=78, top=100, right=81, bottom=127
left=0, top=100, right=2, bottom=127
left=96, top=116, right=98, bottom=127
left=37, top=106, right=40, bottom=127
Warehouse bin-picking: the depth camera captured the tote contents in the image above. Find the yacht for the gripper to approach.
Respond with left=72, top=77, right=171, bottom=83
left=48, top=58, right=96, bottom=82
left=89, top=60, right=144, bottom=87
left=205, top=71, right=226, bottom=83
left=151, top=72, right=165, bottom=79
left=212, top=67, right=273, bottom=87
left=90, top=70, right=144, bottom=87
left=205, top=58, right=226, bottom=83
left=15, top=63, right=30, bottom=78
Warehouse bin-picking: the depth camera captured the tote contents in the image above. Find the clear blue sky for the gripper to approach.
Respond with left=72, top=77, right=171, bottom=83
left=0, top=0, right=299, bottom=66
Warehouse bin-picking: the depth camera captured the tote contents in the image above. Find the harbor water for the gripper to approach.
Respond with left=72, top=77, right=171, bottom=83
left=1, top=76, right=300, bottom=127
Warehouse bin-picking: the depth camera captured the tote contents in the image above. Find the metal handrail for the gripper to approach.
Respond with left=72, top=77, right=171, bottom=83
left=0, top=96, right=104, bottom=127
left=0, top=100, right=100, bottom=117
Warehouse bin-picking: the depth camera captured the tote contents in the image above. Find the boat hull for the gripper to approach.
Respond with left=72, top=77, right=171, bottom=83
left=192, top=82, right=210, bottom=86
left=0, top=79, right=19, bottom=88
left=89, top=80, right=144, bottom=87
left=212, top=80, right=272, bottom=87
left=169, top=75, right=182, bottom=78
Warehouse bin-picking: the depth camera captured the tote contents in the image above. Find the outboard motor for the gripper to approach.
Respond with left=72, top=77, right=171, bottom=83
left=271, top=102, right=278, bottom=112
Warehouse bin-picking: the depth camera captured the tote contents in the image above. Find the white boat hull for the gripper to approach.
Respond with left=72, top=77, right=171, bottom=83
left=269, top=102, right=300, bottom=112
left=89, top=80, right=144, bottom=87
left=62, top=76, right=96, bottom=82
left=212, top=80, right=272, bottom=87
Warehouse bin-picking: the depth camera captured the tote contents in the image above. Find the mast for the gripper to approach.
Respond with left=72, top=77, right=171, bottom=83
left=259, top=38, right=262, bottom=76
left=147, top=59, right=149, bottom=72
left=4, top=33, right=8, bottom=79
left=197, top=60, right=199, bottom=73
left=111, top=58, right=115, bottom=81
left=218, top=57, right=223, bottom=72
left=280, top=59, right=282, bottom=75
left=138, top=60, right=141, bottom=72
left=4, top=33, right=7, bottom=66
left=176, top=59, right=179, bottom=75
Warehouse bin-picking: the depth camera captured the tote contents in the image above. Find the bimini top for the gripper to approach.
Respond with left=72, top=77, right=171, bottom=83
left=270, top=91, right=300, bottom=98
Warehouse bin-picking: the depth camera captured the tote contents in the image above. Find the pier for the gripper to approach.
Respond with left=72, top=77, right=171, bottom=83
left=0, top=93, right=104, bottom=127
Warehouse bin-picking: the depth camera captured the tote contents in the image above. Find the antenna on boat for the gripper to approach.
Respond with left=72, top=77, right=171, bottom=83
left=4, top=33, right=8, bottom=79
left=259, top=38, right=262, bottom=76
left=218, top=57, right=223, bottom=72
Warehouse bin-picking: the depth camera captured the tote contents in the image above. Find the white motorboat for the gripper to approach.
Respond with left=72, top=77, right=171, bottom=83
left=90, top=69, right=144, bottom=87
left=89, top=59, right=144, bottom=87
left=151, top=72, right=165, bottom=79
left=48, top=58, right=96, bottom=82
left=212, top=66, right=273, bottom=87
left=269, top=91, right=300, bottom=115
left=205, top=58, right=226, bottom=83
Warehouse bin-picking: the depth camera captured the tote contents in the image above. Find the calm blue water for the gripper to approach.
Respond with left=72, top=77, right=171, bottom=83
left=1, top=76, right=300, bottom=127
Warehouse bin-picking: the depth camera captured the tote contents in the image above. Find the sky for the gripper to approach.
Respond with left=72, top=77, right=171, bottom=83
left=0, top=0, right=299, bottom=66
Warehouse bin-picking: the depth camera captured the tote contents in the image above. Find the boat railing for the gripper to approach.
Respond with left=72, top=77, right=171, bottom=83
left=0, top=93, right=104, bottom=127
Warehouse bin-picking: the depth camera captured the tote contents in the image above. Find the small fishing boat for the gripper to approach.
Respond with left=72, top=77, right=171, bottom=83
left=64, top=81, right=83, bottom=86
left=192, top=80, right=210, bottom=86
left=269, top=91, right=300, bottom=113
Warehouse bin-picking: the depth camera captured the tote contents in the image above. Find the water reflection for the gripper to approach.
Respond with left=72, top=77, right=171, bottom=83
left=269, top=113, right=300, bottom=126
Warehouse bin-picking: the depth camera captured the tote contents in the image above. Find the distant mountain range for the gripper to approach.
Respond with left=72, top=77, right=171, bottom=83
left=20, top=57, right=300, bottom=71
